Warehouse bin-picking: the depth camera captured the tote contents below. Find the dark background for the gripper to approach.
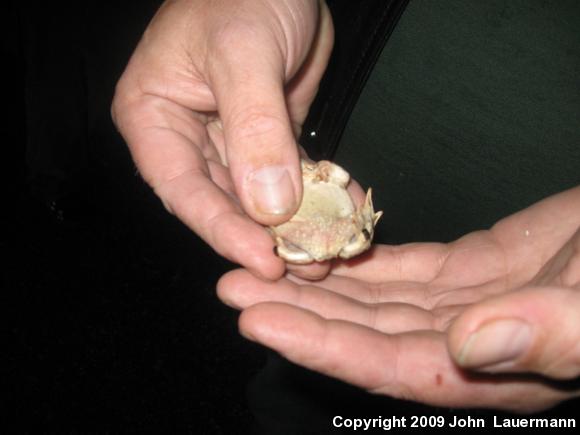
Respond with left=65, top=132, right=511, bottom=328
left=3, top=0, right=579, bottom=433
left=3, top=1, right=263, bottom=432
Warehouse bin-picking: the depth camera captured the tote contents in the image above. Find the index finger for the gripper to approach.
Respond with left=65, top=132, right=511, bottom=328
left=331, top=243, right=449, bottom=284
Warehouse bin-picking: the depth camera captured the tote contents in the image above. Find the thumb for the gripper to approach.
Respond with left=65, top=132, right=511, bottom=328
left=448, top=286, right=580, bottom=379
left=209, top=38, right=302, bottom=226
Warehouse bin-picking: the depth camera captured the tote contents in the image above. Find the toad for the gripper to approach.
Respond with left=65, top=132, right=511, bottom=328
left=269, top=160, right=382, bottom=264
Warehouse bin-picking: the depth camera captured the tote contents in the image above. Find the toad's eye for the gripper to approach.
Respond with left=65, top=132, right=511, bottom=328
left=362, top=228, right=370, bottom=241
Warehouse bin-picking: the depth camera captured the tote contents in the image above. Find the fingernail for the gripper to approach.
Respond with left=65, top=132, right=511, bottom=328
left=458, top=319, right=532, bottom=371
left=248, top=166, right=296, bottom=215
left=240, top=327, right=257, bottom=342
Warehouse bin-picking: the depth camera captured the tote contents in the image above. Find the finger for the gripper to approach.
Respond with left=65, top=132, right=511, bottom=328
left=290, top=273, right=431, bottom=306
left=209, top=32, right=302, bottom=226
left=218, top=270, right=438, bottom=333
left=346, top=177, right=367, bottom=206
left=288, top=272, right=507, bottom=320
left=286, top=261, right=331, bottom=280
left=491, top=186, right=580, bottom=284
left=332, top=243, right=449, bottom=284
left=239, top=303, right=570, bottom=411
left=116, top=98, right=285, bottom=280
left=448, top=286, right=580, bottom=379
left=285, top=0, right=334, bottom=127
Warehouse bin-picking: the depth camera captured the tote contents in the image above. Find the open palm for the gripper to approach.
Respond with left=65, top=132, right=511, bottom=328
left=218, top=186, right=580, bottom=412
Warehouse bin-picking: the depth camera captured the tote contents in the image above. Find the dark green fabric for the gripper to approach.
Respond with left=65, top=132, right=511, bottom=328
left=335, top=0, right=580, bottom=244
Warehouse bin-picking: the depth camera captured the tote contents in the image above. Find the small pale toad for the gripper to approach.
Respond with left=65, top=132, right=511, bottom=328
left=269, top=160, right=382, bottom=264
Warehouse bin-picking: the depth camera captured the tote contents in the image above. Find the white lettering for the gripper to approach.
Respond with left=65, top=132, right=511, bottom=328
left=449, top=415, right=485, bottom=428
left=332, top=415, right=408, bottom=430
left=494, top=416, right=576, bottom=428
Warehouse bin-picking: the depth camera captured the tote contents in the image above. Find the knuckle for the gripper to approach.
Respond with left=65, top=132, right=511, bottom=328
left=209, top=18, right=277, bottom=65
left=230, top=110, right=286, bottom=142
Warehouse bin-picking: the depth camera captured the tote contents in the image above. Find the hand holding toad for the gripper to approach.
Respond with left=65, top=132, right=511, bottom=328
left=112, top=0, right=332, bottom=279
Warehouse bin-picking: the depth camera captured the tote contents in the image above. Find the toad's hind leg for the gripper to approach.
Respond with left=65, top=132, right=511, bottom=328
left=273, top=236, right=314, bottom=264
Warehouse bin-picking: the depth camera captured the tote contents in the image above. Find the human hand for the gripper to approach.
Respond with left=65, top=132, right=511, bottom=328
left=218, top=186, right=580, bottom=412
left=112, top=0, right=333, bottom=279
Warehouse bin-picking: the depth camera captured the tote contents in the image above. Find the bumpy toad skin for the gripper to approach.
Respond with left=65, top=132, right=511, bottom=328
left=269, top=160, right=383, bottom=264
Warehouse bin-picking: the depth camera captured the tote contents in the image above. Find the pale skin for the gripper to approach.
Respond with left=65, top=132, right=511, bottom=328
left=113, top=0, right=580, bottom=412
left=219, top=187, right=580, bottom=412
